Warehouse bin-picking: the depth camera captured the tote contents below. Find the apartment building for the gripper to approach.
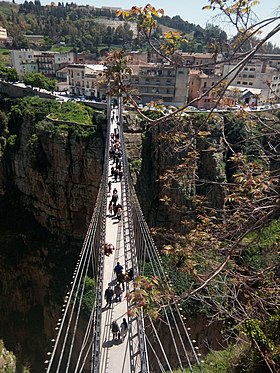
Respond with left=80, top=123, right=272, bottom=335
left=11, top=49, right=76, bottom=78
left=0, top=27, right=7, bottom=46
left=67, top=64, right=107, bottom=99
left=11, top=50, right=36, bottom=77
left=188, top=70, right=221, bottom=109
left=223, top=58, right=280, bottom=104
left=149, top=51, right=216, bottom=74
left=130, top=63, right=189, bottom=106
left=37, top=52, right=56, bottom=77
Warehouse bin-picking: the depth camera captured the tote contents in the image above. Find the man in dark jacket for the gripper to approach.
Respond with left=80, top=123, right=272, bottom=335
left=104, top=286, right=114, bottom=308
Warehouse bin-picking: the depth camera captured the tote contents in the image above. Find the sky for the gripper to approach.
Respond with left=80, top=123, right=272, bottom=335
left=13, top=0, right=280, bottom=45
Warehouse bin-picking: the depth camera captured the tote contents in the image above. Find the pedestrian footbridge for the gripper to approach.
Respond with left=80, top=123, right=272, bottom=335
left=45, top=99, right=203, bottom=373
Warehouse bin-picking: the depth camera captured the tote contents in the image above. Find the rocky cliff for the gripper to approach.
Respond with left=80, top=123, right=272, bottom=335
left=136, top=113, right=227, bottom=233
left=0, top=97, right=106, bottom=240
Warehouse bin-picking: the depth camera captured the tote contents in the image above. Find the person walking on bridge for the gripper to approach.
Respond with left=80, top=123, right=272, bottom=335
left=111, top=320, right=120, bottom=340
left=114, top=262, right=123, bottom=280
left=104, top=286, right=114, bottom=308
left=120, top=318, right=128, bottom=341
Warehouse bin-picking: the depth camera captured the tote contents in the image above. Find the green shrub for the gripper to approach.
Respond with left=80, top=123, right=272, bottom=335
left=80, top=276, right=96, bottom=317
left=7, top=134, right=18, bottom=147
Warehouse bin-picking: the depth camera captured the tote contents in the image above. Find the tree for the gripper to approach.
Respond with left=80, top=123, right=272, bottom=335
left=23, top=72, right=56, bottom=91
left=112, top=3, right=280, bottom=371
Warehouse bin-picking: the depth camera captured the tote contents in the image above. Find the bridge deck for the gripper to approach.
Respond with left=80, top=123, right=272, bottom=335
left=99, top=110, right=141, bottom=373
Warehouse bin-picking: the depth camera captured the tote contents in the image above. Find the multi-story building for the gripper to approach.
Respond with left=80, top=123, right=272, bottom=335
left=149, top=51, right=216, bottom=74
left=130, top=63, right=189, bottom=106
left=188, top=70, right=221, bottom=109
left=222, top=57, right=280, bottom=104
left=11, top=49, right=76, bottom=78
left=67, top=64, right=107, bottom=99
left=11, top=50, right=36, bottom=77
left=54, top=52, right=76, bottom=71
left=37, top=52, right=56, bottom=77
left=0, top=27, right=7, bottom=46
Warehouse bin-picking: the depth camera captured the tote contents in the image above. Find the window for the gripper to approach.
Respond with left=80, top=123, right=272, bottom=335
left=249, top=82, right=253, bottom=85
left=248, top=74, right=254, bottom=78
left=250, top=67, right=255, bottom=71
left=203, top=82, right=207, bottom=88
left=242, top=81, right=248, bottom=85
left=237, top=81, right=241, bottom=84
left=178, top=70, right=184, bottom=75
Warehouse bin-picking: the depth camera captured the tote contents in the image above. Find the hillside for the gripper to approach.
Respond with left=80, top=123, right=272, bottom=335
left=0, top=1, right=213, bottom=53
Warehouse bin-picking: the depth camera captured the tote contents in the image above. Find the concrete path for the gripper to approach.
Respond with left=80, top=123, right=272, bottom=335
left=98, top=109, right=141, bottom=373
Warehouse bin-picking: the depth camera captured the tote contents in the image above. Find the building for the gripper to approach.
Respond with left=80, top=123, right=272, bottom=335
left=130, top=63, right=189, bottom=106
left=11, top=49, right=76, bottom=78
left=54, top=51, right=76, bottom=71
left=67, top=64, right=107, bottom=99
left=0, top=27, right=7, bottom=46
left=188, top=70, right=221, bottom=109
left=127, top=51, right=148, bottom=65
left=222, top=57, right=280, bottom=104
left=11, top=50, right=36, bottom=77
left=37, top=52, right=56, bottom=77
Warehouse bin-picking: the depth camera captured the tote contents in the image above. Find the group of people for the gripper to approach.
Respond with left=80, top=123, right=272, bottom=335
left=108, top=188, right=123, bottom=222
left=111, top=318, right=128, bottom=342
left=104, top=108, right=129, bottom=343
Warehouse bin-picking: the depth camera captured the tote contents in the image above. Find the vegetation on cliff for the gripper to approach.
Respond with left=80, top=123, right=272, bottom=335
left=0, top=339, right=30, bottom=372
left=135, top=109, right=280, bottom=372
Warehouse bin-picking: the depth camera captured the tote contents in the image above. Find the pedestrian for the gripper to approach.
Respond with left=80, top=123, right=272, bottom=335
left=104, top=286, right=114, bottom=308
left=111, top=166, right=115, bottom=176
left=114, top=261, right=123, bottom=278
left=119, top=170, right=123, bottom=182
left=111, top=193, right=118, bottom=205
left=111, top=320, right=120, bottom=340
left=108, top=201, right=113, bottom=215
left=114, top=283, right=122, bottom=302
left=108, top=180, right=112, bottom=193
left=114, top=169, right=119, bottom=182
left=117, top=206, right=122, bottom=222
left=120, top=318, right=128, bottom=341
left=118, top=272, right=125, bottom=292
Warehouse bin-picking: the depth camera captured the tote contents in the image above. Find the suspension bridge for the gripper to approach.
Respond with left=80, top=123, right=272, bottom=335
left=45, top=97, right=203, bottom=373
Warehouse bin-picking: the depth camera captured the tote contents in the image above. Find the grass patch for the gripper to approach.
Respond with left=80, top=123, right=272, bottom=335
left=178, top=342, right=251, bottom=373
left=49, top=101, right=94, bottom=125
left=241, top=218, right=280, bottom=270
left=0, top=48, right=11, bottom=66
left=50, top=45, right=74, bottom=53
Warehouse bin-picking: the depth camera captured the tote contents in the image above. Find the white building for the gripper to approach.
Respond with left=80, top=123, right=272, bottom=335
left=67, top=64, right=107, bottom=99
left=11, top=49, right=77, bottom=78
left=11, top=50, right=36, bottom=78
left=223, top=58, right=280, bottom=104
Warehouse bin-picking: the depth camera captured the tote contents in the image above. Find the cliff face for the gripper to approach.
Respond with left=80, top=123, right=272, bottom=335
left=136, top=114, right=227, bottom=232
left=0, top=110, right=105, bottom=240
left=0, top=97, right=106, bottom=371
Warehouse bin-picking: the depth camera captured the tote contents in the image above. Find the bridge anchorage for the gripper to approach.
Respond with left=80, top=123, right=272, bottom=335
left=45, top=97, right=203, bottom=373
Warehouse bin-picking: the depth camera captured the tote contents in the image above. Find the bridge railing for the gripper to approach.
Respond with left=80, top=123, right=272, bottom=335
left=45, top=101, right=110, bottom=373
left=118, top=96, right=150, bottom=373
left=119, top=100, right=203, bottom=372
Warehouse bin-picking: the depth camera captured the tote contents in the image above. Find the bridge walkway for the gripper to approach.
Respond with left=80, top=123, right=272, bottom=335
left=99, top=108, right=142, bottom=373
